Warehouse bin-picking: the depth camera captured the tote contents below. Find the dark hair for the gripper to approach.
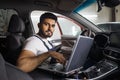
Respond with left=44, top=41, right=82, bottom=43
left=40, top=12, right=57, bottom=23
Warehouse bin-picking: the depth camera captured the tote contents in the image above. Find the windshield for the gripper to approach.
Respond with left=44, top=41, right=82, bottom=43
left=75, top=0, right=120, bottom=32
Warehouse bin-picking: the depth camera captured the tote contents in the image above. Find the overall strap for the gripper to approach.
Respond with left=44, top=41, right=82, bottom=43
left=34, top=35, right=53, bottom=50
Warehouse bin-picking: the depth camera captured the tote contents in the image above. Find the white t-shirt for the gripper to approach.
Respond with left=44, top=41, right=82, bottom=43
left=23, top=35, right=53, bottom=56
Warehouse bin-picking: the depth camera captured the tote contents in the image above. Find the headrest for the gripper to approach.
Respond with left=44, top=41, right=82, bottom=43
left=8, top=14, right=25, bottom=33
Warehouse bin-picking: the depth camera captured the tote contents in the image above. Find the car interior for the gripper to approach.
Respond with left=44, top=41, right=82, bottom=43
left=0, top=0, right=120, bottom=80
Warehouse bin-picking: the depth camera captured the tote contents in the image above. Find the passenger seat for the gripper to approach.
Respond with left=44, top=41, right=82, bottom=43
left=5, top=14, right=25, bottom=65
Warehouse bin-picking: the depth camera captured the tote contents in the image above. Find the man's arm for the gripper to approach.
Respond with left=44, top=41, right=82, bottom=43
left=17, top=50, right=50, bottom=72
left=17, top=50, right=65, bottom=72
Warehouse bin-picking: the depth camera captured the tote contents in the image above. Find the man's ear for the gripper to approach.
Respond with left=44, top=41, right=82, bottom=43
left=38, top=23, right=40, bottom=28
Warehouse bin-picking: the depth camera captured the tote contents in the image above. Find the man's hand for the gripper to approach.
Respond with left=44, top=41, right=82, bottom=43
left=49, top=51, right=66, bottom=64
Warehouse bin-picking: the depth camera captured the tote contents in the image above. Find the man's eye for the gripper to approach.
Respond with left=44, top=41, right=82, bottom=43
left=44, top=23, right=48, bottom=25
left=44, top=23, right=48, bottom=26
left=52, top=25, right=55, bottom=28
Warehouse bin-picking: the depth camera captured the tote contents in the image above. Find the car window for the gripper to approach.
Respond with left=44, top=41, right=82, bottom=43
left=76, top=2, right=112, bottom=25
left=111, top=24, right=120, bottom=31
left=30, top=10, right=82, bottom=41
left=0, top=9, right=18, bottom=36
left=75, top=1, right=119, bottom=32
left=97, top=23, right=120, bottom=32
left=58, top=16, right=82, bottom=36
left=97, top=24, right=111, bottom=32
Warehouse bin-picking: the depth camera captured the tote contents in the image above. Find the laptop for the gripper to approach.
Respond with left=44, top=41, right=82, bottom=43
left=38, top=35, right=93, bottom=76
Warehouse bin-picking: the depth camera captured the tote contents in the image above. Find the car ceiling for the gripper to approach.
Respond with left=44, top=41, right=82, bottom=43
left=0, top=0, right=87, bottom=25
left=0, top=0, right=85, bottom=13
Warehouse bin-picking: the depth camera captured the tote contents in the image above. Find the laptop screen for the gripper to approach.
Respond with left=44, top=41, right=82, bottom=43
left=65, top=35, right=93, bottom=72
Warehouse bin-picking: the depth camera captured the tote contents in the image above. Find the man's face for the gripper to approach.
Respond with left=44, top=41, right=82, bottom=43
left=38, top=18, right=56, bottom=38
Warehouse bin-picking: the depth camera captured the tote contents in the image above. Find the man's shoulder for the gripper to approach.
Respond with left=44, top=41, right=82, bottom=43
left=26, top=36, right=42, bottom=42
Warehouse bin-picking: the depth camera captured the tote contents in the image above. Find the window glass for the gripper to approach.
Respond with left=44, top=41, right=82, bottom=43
left=77, top=2, right=112, bottom=25
left=97, top=24, right=110, bottom=32
left=0, top=9, right=18, bottom=35
left=31, top=10, right=82, bottom=39
left=58, top=17, right=82, bottom=36
left=75, top=1, right=120, bottom=32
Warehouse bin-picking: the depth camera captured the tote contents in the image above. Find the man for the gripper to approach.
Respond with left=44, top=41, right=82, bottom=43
left=17, top=12, right=65, bottom=72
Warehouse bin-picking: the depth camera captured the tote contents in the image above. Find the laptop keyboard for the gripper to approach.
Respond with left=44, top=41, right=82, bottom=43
left=49, top=63, right=64, bottom=71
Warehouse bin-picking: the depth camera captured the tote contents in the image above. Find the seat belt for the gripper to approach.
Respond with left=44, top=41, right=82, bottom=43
left=34, top=35, right=60, bottom=64
left=34, top=35, right=53, bottom=50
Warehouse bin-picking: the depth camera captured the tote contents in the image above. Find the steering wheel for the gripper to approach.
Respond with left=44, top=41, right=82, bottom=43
left=81, top=29, right=92, bottom=37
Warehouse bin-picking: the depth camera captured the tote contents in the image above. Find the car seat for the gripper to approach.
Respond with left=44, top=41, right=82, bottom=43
left=0, top=53, right=33, bottom=80
left=5, top=14, right=25, bottom=65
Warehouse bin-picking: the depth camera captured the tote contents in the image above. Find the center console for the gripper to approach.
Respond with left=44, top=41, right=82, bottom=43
left=78, top=59, right=118, bottom=80
left=77, top=33, right=119, bottom=80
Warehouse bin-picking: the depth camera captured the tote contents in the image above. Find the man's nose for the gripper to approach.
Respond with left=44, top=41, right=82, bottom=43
left=48, top=26, right=53, bottom=30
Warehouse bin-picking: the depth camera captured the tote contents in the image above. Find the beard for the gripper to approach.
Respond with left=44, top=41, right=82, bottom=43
left=39, top=29, right=53, bottom=38
left=45, top=30, right=53, bottom=37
